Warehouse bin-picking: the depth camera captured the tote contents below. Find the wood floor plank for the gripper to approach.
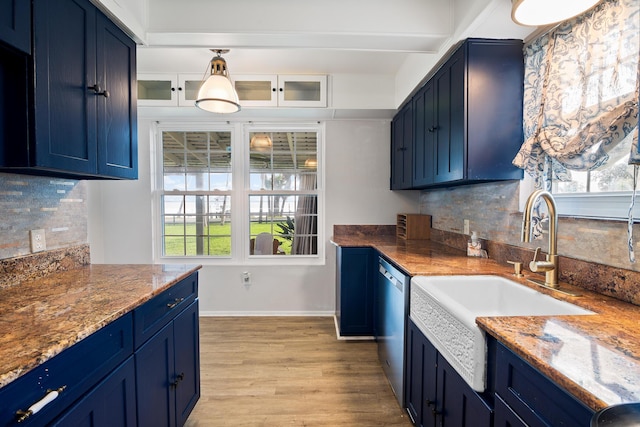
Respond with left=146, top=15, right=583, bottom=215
left=185, top=317, right=413, bottom=426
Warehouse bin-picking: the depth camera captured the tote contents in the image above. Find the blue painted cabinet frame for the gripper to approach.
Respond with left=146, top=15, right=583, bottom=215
left=0, top=0, right=31, bottom=54
left=491, top=338, right=594, bottom=427
left=0, top=0, right=137, bottom=180
left=406, top=319, right=492, bottom=427
left=0, top=272, right=200, bottom=427
left=136, top=300, right=201, bottom=427
left=391, top=101, right=414, bottom=190
left=394, top=38, right=525, bottom=190
left=335, top=246, right=375, bottom=336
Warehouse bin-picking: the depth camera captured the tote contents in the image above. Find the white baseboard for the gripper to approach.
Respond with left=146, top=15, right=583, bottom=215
left=199, top=310, right=335, bottom=317
left=333, top=315, right=376, bottom=341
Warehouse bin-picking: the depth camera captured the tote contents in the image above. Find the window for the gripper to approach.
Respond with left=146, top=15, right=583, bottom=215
left=161, top=130, right=232, bottom=256
left=248, top=131, right=319, bottom=256
left=155, top=123, right=323, bottom=262
left=516, top=0, right=639, bottom=220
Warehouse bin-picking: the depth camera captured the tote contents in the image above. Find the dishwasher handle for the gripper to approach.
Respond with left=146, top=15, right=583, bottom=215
left=379, top=264, right=404, bottom=292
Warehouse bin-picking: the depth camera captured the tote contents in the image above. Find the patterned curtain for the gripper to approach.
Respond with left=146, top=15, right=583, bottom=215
left=512, top=0, right=639, bottom=259
left=513, top=0, right=639, bottom=188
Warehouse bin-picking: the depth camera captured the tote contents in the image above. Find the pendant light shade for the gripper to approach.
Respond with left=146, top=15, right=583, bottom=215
left=195, top=49, right=241, bottom=114
left=511, top=0, right=601, bottom=26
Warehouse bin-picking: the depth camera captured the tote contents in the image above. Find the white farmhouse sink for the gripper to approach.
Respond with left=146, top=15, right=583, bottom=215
left=410, top=275, right=593, bottom=392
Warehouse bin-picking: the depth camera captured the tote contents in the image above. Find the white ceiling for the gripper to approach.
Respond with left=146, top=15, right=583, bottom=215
left=127, top=0, right=534, bottom=78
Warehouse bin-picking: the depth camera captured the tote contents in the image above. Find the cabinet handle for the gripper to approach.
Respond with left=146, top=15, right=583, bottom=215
left=425, top=399, right=435, bottom=406
left=170, top=372, right=185, bottom=388
left=432, top=407, right=442, bottom=415
left=279, top=88, right=283, bottom=92
left=88, top=84, right=110, bottom=98
left=428, top=126, right=439, bottom=133
left=16, top=386, right=66, bottom=423
left=166, top=297, right=185, bottom=309
left=178, top=87, right=183, bottom=91
left=272, top=88, right=276, bottom=92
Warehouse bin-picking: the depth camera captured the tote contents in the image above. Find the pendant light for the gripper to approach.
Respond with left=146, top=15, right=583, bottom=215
left=511, top=0, right=601, bottom=26
left=195, top=49, right=241, bottom=114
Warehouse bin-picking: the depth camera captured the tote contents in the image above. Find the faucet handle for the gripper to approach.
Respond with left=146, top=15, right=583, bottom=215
left=507, top=260, right=524, bottom=278
left=529, top=247, right=555, bottom=272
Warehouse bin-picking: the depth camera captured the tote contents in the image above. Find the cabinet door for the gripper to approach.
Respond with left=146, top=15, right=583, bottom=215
left=173, top=301, right=201, bottom=426
left=277, top=75, right=327, bottom=107
left=51, top=357, right=137, bottom=427
left=0, top=0, right=30, bottom=54
left=436, top=354, right=492, bottom=427
left=336, top=247, right=374, bottom=336
left=136, top=322, right=176, bottom=427
left=138, top=73, right=179, bottom=106
left=178, top=74, right=204, bottom=106
left=494, top=395, right=527, bottom=427
left=32, top=0, right=97, bottom=175
left=413, top=81, right=435, bottom=187
left=233, top=74, right=278, bottom=107
left=434, top=49, right=465, bottom=184
left=406, top=319, right=438, bottom=427
left=391, top=102, right=413, bottom=190
left=96, top=12, right=137, bottom=179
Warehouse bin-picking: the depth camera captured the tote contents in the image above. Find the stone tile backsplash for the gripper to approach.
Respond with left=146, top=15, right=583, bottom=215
left=0, top=173, right=88, bottom=260
left=419, top=180, right=640, bottom=273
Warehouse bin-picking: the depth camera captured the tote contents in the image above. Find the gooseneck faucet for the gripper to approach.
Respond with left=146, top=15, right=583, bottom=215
left=522, top=190, right=559, bottom=288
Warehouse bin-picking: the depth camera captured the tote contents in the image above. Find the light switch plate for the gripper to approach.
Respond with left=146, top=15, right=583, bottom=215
left=30, top=229, right=46, bottom=253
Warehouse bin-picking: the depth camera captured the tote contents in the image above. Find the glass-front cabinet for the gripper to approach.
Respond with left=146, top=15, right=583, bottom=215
left=233, top=74, right=327, bottom=108
left=137, top=73, right=204, bottom=106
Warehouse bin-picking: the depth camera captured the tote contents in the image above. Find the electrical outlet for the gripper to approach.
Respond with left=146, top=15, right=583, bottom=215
left=242, top=271, right=251, bottom=286
left=30, top=229, right=46, bottom=253
left=463, top=219, right=470, bottom=235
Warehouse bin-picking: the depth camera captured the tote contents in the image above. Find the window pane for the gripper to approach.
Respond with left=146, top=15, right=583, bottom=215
left=249, top=131, right=317, bottom=191
left=248, top=194, right=317, bottom=256
left=161, top=194, right=232, bottom=257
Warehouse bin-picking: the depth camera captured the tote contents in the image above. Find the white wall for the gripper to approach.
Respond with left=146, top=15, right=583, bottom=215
left=88, top=118, right=419, bottom=315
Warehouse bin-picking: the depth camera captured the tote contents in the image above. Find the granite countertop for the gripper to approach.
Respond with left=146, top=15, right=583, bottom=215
left=331, top=234, right=640, bottom=411
left=0, top=263, right=201, bottom=388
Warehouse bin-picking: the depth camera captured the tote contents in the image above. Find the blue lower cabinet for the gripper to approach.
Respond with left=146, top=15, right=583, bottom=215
left=406, top=319, right=492, bottom=427
left=136, top=300, right=200, bottom=427
left=0, top=273, right=200, bottom=427
left=492, top=339, right=594, bottom=427
left=51, top=357, right=137, bottom=426
left=0, top=313, right=133, bottom=427
left=335, top=247, right=375, bottom=336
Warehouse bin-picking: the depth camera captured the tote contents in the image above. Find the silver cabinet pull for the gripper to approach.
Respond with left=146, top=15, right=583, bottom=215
left=166, top=298, right=185, bottom=309
left=16, top=386, right=66, bottom=423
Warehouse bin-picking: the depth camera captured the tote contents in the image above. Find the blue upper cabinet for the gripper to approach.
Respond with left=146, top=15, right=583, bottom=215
left=0, top=0, right=137, bottom=180
left=31, top=0, right=138, bottom=179
left=395, top=38, right=525, bottom=190
left=0, top=0, right=31, bottom=54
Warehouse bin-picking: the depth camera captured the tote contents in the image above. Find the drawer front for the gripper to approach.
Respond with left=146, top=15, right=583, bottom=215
left=133, top=272, right=198, bottom=348
left=0, top=312, right=133, bottom=426
left=495, top=342, right=593, bottom=427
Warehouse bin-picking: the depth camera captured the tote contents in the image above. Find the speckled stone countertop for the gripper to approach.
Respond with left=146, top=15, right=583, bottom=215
left=0, top=263, right=201, bottom=389
left=331, top=233, right=640, bottom=411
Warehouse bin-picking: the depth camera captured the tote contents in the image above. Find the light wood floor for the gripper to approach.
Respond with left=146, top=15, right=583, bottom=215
left=184, top=317, right=413, bottom=426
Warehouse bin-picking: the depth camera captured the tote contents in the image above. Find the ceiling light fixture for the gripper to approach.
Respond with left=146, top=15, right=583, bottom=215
left=304, top=158, right=317, bottom=168
left=250, top=134, right=272, bottom=152
left=195, top=49, right=241, bottom=114
left=511, top=0, right=601, bottom=26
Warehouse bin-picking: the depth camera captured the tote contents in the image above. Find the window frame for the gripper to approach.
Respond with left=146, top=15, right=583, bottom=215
left=152, top=121, right=326, bottom=265
left=519, top=173, right=640, bottom=221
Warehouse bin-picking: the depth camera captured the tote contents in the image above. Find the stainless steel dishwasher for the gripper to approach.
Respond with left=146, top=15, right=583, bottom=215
left=376, top=256, right=410, bottom=406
